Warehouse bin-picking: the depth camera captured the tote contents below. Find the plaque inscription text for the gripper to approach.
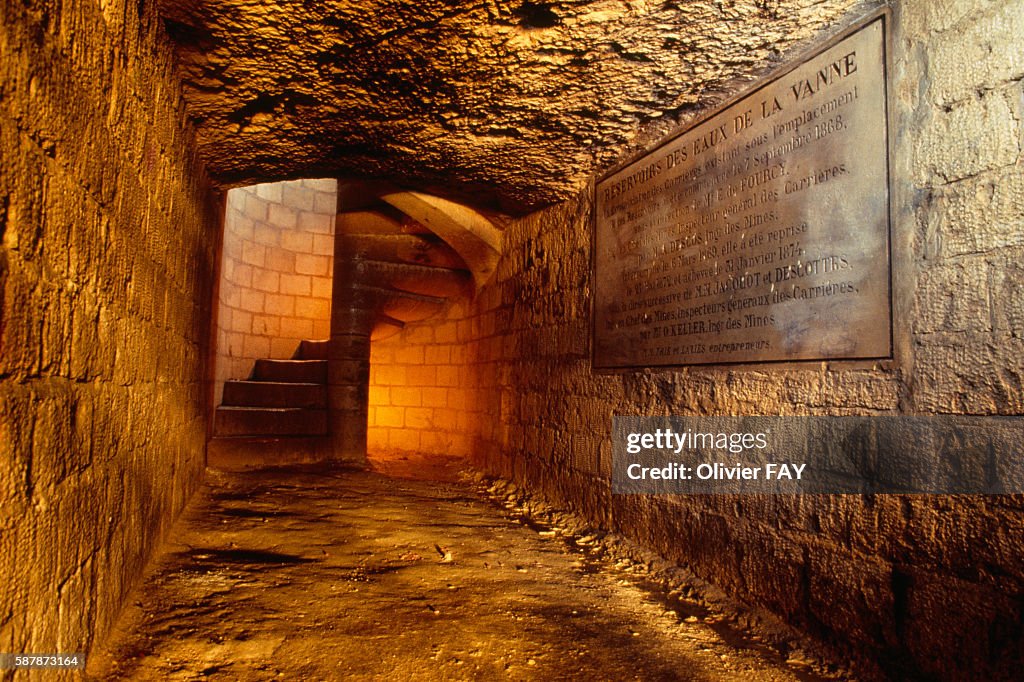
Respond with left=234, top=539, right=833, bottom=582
left=594, top=18, right=891, bottom=368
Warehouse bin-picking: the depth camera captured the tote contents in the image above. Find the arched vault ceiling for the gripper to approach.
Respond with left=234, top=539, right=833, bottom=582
left=158, top=0, right=871, bottom=215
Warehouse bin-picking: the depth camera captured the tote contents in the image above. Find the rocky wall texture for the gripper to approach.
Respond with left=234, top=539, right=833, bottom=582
left=0, top=0, right=221, bottom=670
left=157, top=0, right=875, bottom=214
left=214, top=179, right=335, bottom=406
left=369, top=1, right=1024, bottom=678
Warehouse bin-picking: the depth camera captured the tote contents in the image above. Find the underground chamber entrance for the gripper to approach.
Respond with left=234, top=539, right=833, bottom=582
left=208, top=179, right=503, bottom=470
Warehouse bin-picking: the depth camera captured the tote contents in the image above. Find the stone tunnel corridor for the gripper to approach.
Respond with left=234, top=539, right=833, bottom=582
left=4, top=0, right=1024, bottom=680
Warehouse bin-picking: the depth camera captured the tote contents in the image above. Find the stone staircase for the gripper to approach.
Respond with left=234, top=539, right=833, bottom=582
left=208, top=340, right=333, bottom=468
left=207, top=189, right=504, bottom=470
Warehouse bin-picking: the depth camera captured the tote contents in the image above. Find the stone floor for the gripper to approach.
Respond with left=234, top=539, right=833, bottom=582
left=88, top=457, right=851, bottom=681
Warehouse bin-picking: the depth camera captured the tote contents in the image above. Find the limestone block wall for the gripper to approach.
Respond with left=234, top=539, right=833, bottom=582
left=368, top=306, right=482, bottom=457
left=0, top=0, right=221, bottom=666
left=368, top=1, right=1024, bottom=678
left=899, top=0, right=1024, bottom=413
left=213, top=180, right=335, bottom=405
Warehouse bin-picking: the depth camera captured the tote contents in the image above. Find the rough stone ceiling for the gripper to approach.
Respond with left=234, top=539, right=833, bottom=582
left=158, top=0, right=869, bottom=215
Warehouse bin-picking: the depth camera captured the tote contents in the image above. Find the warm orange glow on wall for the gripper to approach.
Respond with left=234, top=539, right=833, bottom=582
left=367, top=303, right=478, bottom=458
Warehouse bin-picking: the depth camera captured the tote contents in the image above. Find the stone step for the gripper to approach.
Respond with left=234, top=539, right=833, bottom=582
left=352, top=284, right=447, bottom=323
left=351, top=283, right=447, bottom=306
left=295, top=339, right=329, bottom=360
left=354, top=259, right=472, bottom=298
left=346, top=233, right=468, bottom=270
left=222, top=380, right=327, bottom=409
left=214, top=407, right=328, bottom=437
left=252, top=359, right=327, bottom=383
left=207, top=436, right=333, bottom=471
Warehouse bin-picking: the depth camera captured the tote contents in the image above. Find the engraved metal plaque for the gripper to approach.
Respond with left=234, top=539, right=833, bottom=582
left=594, top=16, right=891, bottom=368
